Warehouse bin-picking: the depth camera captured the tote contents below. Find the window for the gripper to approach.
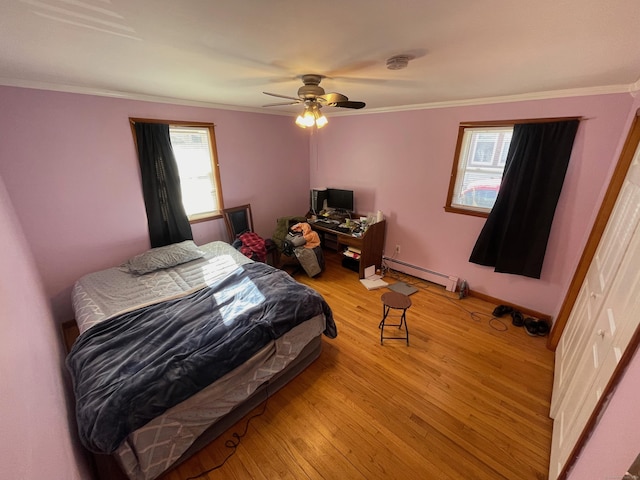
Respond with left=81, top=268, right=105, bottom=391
left=130, top=118, right=223, bottom=223
left=445, top=122, right=513, bottom=216
left=168, top=124, right=222, bottom=221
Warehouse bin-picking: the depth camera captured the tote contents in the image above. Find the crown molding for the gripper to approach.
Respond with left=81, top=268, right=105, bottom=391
left=342, top=84, right=633, bottom=116
left=0, top=77, right=635, bottom=116
left=0, top=77, right=279, bottom=115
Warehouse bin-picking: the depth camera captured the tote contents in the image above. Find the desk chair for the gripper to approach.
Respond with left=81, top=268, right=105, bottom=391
left=222, top=204, right=277, bottom=265
left=222, top=204, right=254, bottom=242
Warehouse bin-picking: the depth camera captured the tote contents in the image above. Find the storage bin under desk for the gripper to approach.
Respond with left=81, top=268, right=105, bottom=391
left=341, top=255, right=360, bottom=273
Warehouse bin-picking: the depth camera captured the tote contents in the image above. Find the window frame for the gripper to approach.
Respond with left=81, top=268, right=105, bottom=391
left=444, top=117, right=578, bottom=218
left=130, top=118, right=224, bottom=224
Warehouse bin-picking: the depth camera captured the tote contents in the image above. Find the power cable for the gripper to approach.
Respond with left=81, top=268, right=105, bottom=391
left=185, top=383, right=270, bottom=480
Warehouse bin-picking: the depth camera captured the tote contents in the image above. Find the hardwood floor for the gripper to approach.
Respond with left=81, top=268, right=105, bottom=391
left=161, top=251, right=555, bottom=480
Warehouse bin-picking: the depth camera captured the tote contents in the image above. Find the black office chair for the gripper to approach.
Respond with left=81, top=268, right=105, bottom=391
left=222, top=204, right=277, bottom=265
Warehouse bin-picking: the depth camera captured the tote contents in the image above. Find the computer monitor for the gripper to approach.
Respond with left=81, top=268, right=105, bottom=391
left=326, top=188, right=354, bottom=212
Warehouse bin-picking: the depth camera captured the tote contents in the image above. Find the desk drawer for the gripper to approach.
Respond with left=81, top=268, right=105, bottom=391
left=321, top=232, right=339, bottom=251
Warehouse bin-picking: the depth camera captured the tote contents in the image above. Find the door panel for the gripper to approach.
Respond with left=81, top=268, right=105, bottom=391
left=550, top=282, right=595, bottom=416
left=549, top=146, right=640, bottom=479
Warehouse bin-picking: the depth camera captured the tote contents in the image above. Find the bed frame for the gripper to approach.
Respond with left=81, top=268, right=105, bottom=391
left=63, top=241, right=331, bottom=480
left=78, top=334, right=323, bottom=480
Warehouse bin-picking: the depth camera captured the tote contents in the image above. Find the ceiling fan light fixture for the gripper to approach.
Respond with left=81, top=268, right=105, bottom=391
left=295, top=103, right=328, bottom=129
left=264, top=74, right=365, bottom=120
left=295, top=111, right=314, bottom=128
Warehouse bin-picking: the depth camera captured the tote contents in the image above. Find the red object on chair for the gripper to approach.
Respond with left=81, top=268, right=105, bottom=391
left=222, top=204, right=278, bottom=265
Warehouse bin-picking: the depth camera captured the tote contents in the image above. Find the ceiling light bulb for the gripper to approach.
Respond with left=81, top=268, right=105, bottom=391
left=315, top=114, right=328, bottom=128
left=296, top=103, right=327, bottom=129
left=295, top=114, right=308, bottom=128
left=300, top=109, right=315, bottom=127
left=295, top=107, right=316, bottom=128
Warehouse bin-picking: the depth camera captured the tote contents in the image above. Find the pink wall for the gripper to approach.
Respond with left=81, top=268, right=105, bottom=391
left=0, top=176, right=91, bottom=479
left=0, top=86, right=310, bottom=323
left=312, top=93, right=634, bottom=318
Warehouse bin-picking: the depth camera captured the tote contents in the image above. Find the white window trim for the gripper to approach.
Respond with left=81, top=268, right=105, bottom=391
left=446, top=124, right=512, bottom=217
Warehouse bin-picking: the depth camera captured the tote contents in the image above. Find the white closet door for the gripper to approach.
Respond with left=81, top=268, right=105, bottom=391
left=549, top=144, right=640, bottom=479
left=549, top=278, right=597, bottom=417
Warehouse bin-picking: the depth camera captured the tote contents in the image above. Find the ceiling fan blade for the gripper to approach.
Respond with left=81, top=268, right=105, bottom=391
left=262, top=100, right=301, bottom=107
left=263, top=91, right=299, bottom=101
left=328, top=100, right=366, bottom=109
left=319, top=92, right=348, bottom=104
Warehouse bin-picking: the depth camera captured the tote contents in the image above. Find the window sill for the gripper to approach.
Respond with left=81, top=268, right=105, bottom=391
left=188, top=211, right=223, bottom=224
left=444, top=205, right=490, bottom=218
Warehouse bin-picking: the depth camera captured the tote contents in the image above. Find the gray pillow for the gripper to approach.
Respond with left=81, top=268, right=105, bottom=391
left=122, top=240, right=205, bottom=275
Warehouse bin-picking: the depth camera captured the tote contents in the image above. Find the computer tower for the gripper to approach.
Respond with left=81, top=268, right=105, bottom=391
left=310, top=188, right=328, bottom=214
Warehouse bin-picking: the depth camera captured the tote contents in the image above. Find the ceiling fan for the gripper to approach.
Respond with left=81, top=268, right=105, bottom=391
left=263, top=74, right=365, bottom=128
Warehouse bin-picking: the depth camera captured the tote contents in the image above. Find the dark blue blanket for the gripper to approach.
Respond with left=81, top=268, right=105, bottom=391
left=67, top=262, right=336, bottom=453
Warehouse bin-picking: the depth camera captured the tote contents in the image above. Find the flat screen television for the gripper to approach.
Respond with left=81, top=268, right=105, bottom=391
left=326, top=188, right=354, bottom=212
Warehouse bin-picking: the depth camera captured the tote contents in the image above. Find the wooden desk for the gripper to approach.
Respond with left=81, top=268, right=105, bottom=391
left=310, top=219, right=386, bottom=278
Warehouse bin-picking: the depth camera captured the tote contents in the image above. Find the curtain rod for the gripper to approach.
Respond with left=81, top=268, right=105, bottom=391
left=129, top=118, right=216, bottom=127
left=459, top=116, right=583, bottom=127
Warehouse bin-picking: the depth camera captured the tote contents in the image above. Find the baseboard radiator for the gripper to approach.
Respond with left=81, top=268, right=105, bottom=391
left=382, top=256, right=459, bottom=292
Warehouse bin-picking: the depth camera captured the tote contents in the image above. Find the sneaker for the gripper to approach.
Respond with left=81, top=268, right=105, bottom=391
left=511, top=311, right=524, bottom=327
left=536, top=320, right=550, bottom=337
left=524, top=317, right=538, bottom=335
left=492, top=305, right=513, bottom=317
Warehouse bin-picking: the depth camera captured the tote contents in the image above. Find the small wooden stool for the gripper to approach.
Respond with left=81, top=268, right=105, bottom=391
left=379, top=291, right=411, bottom=345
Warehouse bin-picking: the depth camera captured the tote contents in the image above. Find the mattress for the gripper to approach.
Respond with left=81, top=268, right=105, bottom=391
left=69, top=241, right=333, bottom=480
left=72, top=241, right=253, bottom=334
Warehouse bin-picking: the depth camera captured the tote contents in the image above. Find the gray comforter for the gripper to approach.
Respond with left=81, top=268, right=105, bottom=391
left=67, top=262, right=336, bottom=454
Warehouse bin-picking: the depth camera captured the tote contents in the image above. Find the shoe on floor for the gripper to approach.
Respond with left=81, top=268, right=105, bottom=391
left=536, top=320, right=550, bottom=336
left=492, top=305, right=514, bottom=317
left=524, top=317, right=538, bottom=335
left=524, top=317, right=550, bottom=336
left=511, top=310, right=524, bottom=327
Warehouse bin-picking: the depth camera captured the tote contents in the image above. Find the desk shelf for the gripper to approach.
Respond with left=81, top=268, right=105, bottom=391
left=322, top=231, right=340, bottom=251
left=310, top=219, right=386, bottom=279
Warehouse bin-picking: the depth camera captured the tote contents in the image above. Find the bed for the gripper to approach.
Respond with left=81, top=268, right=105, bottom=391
left=66, top=240, right=336, bottom=480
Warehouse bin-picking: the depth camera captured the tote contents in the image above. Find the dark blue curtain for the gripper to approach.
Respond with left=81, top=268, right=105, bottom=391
left=469, top=119, right=579, bottom=278
left=134, top=122, right=193, bottom=248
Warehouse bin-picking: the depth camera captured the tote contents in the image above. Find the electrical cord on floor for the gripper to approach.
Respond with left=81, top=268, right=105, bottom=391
left=384, top=268, right=509, bottom=332
left=444, top=295, right=509, bottom=332
left=185, top=382, right=270, bottom=480
left=380, top=260, right=418, bottom=287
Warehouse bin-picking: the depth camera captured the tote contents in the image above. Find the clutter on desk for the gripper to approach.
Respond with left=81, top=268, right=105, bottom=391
left=309, top=208, right=385, bottom=238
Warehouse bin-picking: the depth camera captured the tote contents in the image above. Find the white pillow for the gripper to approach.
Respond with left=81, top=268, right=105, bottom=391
left=122, top=240, right=205, bottom=275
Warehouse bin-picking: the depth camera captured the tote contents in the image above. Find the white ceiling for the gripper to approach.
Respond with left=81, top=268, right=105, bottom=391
left=2, top=0, right=640, bottom=115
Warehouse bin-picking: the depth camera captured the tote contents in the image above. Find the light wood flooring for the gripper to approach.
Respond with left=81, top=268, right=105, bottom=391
left=161, top=251, right=555, bottom=480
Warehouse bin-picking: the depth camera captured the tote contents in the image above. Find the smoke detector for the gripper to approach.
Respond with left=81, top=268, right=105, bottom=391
left=386, top=54, right=414, bottom=70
